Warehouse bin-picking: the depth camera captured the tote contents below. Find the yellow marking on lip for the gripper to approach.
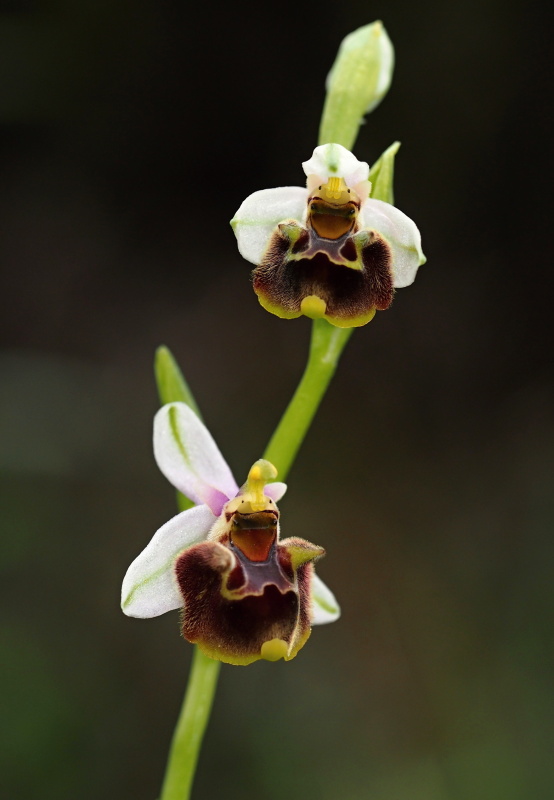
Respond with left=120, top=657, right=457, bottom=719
left=326, top=306, right=377, bottom=328
left=301, top=295, right=327, bottom=319
left=256, top=291, right=302, bottom=320
left=261, top=638, right=289, bottom=662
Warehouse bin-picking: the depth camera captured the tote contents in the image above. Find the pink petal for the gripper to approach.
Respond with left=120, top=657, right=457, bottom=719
left=263, top=482, right=287, bottom=503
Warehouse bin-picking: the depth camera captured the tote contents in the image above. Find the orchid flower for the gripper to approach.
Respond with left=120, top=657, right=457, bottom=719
left=121, top=402, right=339, bottom=665
left=232, top=142, right=425, bottom=328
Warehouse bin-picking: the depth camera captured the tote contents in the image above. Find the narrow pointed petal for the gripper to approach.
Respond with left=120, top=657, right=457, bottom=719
left=121, top=504, right=215, bottom=618
left=302, top=143, right=369, bottom=188
left=154, top=402, right=238, bottom=514
left=311, top=573, right=341, bottom=624
left=263, top=481, right=287, bottom=502
left=359, top=198, right=425, bottom=287
left=231, top=186, right=308, bottom=265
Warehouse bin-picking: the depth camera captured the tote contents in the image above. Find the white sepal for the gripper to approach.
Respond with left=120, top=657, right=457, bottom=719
left=121, top=504, right=215, bottom=618
left=360, top=198, right=426, bottom=287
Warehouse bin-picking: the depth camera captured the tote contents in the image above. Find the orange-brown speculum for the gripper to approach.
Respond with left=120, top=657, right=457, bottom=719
left=230, top=510, right=278, bottom=562
left=308, top=197, right=359, bottom=240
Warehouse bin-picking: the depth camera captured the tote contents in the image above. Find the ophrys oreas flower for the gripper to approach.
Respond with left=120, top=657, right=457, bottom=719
left=121, top=402, right=339, bottom=665
left=232, top=142, right=425, bottom=327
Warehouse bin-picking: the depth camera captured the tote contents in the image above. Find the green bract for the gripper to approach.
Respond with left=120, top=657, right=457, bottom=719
left=368, top=141, right=400, bottom=206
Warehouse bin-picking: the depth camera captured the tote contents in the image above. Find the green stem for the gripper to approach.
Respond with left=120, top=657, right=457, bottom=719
left=263, top=319, right=353, bottom=481
left=159, top=648, right=221, bottom=800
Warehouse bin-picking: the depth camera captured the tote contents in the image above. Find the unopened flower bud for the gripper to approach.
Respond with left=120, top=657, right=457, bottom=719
left=319, top=21, right=395, bottom=151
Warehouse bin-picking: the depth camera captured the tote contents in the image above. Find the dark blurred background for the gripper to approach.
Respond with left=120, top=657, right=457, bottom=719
left=1, top=1, right=553, bottom=799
